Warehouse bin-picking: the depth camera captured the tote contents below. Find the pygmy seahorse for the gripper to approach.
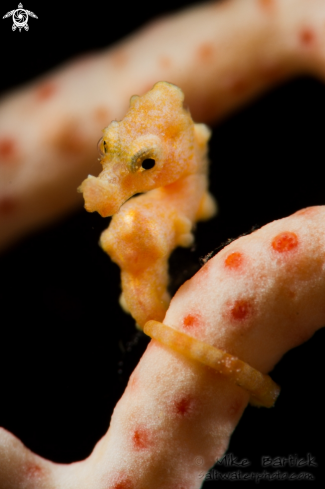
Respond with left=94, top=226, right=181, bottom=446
left=79, top=82, right=217, bottom=327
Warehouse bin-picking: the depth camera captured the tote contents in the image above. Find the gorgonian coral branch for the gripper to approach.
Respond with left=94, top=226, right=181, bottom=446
left=1, top=206, right=324, bottom=488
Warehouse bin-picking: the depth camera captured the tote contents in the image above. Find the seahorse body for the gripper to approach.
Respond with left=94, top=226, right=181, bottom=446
left=79, top=82, right=217, bottom=327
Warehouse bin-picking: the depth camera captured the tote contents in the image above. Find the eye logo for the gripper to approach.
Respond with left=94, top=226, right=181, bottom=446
left=2, top=3, right=38, bottom=32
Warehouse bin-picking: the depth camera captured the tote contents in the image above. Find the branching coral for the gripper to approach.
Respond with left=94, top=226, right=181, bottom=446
left=1, top=206, right=324, bottom=488
left=79, top=82, right=216, bottom=327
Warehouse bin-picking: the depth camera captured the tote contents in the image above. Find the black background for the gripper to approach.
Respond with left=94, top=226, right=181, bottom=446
left=0, top=0, right=324, bottom=486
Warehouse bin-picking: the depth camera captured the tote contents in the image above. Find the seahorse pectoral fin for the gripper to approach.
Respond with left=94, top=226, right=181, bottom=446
left=196, top=191, right=218, bottom=221
left=174, top=215, right=192, bottom=234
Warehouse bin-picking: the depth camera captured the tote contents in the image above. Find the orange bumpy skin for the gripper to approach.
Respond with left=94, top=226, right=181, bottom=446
left=79, top=82, right=217, bottom=327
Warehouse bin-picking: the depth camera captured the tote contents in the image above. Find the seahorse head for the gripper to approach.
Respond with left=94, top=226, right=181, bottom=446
left=78, top=82, right=210, bottom=217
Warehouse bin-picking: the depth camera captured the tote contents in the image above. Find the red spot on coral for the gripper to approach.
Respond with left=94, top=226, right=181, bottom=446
left=110, top=49, right=128, bottom=68
left=112, top=475, right=134, bottom=489
left=272, top=232, right=298, bottom=253
left=230, top=299, right=252, bottom=321
left=129, top=372, right=138, bottom=391
left=198, top=264, right=209, bottom=277
left=197, top=42, right=214, bottom=62
left=225, top=252, right=243, bottom=269
left=258, top=0, right=275, bottom=12
left=0, top=196, right=17, bottom=215
left=183, top=313, right=201, bottom=330
left=26, top=463, right=44, bottom=478
left=223, top=75, right=248, bottom=95
left=35, top=82, right=57, bottom=101
left=132, top=427, right=150, bottom=450
left=55, top=121, right=84, bottom=154
left=299, top=28, right=315, bottom=47
left=174, top=396, right=193, bottom=416
left=0, top=137, right=16, bottom=160
left=294, top=206, right=316, bottom=217
left=94, top=107, right=110, bottom=125
left=159, top=55, right=172, bottom=69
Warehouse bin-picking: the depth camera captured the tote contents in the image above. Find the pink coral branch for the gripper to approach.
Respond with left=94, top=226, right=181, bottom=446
left=0, top=206, right=324, bottom=487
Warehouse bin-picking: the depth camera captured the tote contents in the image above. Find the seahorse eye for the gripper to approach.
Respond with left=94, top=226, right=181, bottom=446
left=97, top=138, right=108, bottom=158
left=131, top=149, right=156, bottom=172
left=141, top=158, right=155, bottom=170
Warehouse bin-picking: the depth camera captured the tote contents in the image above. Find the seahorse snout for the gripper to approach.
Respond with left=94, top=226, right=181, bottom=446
left=78, top=175, right=122, bottom=217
